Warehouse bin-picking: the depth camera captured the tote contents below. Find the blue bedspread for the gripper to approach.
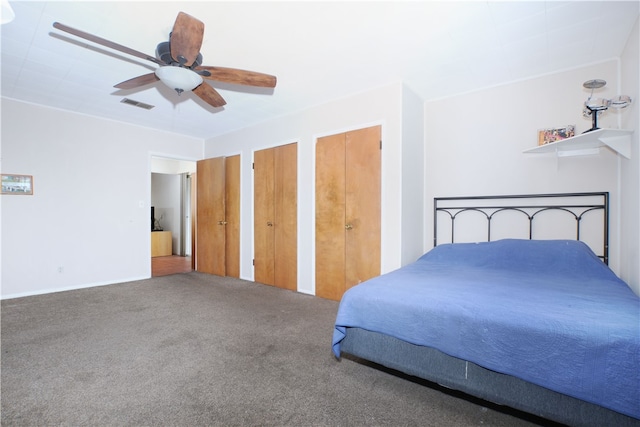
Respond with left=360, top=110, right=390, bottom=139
left=332, top=239, right=640, bottom=419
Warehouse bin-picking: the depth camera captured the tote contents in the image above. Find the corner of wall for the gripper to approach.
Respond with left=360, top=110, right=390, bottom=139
left=619, top=15, right=640, bottom=295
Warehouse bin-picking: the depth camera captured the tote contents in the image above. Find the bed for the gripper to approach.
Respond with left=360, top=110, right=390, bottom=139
left=332, top=192, right=640, bottom=427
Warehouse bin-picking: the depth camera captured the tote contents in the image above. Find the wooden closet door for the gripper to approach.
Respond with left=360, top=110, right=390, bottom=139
left=315, top=125, right=381, bottom=300
left=225, top=155, right=241, bottom=278
left=254, top=144, right=298, bottom=289
left=196, top=157, right=226, bottom=275
left=345, top=125, right=381, bottom=290
left=274, top=143, right=297, bottom=291
left=254, top=148, right=276, bottom=285
left=315, top=133, right=347, bottom=301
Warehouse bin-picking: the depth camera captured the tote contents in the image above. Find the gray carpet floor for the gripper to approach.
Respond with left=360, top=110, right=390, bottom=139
left=2, top=273, right=550, bottom=426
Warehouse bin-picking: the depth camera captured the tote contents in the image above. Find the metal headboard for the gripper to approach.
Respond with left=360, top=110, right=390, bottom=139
left=434, top=192, right=609, bottom=264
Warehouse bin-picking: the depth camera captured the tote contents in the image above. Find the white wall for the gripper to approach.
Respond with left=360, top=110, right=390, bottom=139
left=1, top=100, right=203, bottom=299
left=619, top=17, right=640, bottom=295
left=204, top=82, right=424, bottom=295
left=401, top=85, right=425, bottom=265
left=424, top=59, right=635, bottom=289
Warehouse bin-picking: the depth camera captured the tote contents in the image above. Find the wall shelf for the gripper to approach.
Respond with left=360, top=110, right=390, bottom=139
left=523, top=128, right=634, bottom=159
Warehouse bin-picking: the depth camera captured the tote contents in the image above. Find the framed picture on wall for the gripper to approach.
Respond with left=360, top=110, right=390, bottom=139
left=537, top=125, right=576, bottom=146
left=1, top=174, right=33, bottom=195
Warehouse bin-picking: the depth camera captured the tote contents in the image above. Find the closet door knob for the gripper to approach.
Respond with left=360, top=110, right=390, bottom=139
left=218, top=220, right=227, bottom=225
left=345, top=224, right=353, bottom=230
left=267, top=221, right=273, bottom=227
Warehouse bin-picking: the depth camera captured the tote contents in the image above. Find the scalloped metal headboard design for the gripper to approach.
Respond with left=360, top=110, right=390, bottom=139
left=434, top=192, right=609, bottom=264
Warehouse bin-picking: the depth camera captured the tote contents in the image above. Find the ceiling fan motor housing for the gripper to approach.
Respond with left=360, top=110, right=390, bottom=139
left=156, top=41, right=202, bottom=67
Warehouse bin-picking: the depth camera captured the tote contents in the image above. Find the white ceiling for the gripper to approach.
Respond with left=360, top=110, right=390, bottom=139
left=2, top=1, right=638, bottom=140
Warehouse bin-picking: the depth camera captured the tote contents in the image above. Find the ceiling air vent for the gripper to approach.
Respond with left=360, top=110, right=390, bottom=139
left=120, top=98, right=154, bottom=110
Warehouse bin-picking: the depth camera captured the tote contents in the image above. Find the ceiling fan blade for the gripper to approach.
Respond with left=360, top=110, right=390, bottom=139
left=170, top=12, right=204, bottom=67
left=196, top=66, right=277, bottom=88
left=193, top=83, right=227, bottom=108
left=114, top=73, right=160, bottom=90
left=52, top=22, right=166, bottom=66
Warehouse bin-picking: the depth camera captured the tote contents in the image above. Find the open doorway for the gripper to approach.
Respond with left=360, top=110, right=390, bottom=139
left=151, top=156, right=196, bottom=276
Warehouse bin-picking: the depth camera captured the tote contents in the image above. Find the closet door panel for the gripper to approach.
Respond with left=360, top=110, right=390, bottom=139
left=345, top=126, right=381, bottom=289
left=254, top=148, right=275, bottom=285
left=196, top=157, right=226, bottom=276
left=274, top=143, right=298, bottom=291
left=315, top=133, right=347, bottom=300
left=225, top=155, right=241, bottom=278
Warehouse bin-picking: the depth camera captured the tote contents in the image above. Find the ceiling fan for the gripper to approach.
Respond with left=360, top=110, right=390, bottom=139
left=52, top=12, right=277, bottom=109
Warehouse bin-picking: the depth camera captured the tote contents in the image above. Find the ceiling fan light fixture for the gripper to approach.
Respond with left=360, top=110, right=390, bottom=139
left=155, top=66, right=203, bottom=94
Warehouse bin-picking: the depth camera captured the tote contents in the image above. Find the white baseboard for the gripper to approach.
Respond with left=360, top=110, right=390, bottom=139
left=1, top=275, right=150, bottom=300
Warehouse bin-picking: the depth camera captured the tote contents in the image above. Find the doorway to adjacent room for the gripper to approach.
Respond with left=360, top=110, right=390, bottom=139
left=151, top=156, right=197, bottom=276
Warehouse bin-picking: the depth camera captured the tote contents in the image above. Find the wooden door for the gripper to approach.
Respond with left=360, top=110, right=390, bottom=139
left=274, top=143, right=297, bottom=291
left=254, top=148, right=275, bottom=285
left=225, top=155, right=240, bottom=278
left=345, top=126, right=381, bottom=289
left=315, top=125, right=381, bottom=300
left=254, top=143, right=297, bottom=290
left=315, top=133, right=347, bottom=301
left=191, top=172, right=197, bottom=270
left=196, top=157, right=226, bottom=275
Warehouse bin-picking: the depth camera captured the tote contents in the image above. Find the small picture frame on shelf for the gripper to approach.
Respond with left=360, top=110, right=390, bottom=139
left=1, top=174, right=34, bottom=195
left=538, top=125, right=575, bottom=146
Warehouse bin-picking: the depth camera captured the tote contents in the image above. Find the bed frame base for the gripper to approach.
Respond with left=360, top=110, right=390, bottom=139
left=341, top=327, right=639, bottom=427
